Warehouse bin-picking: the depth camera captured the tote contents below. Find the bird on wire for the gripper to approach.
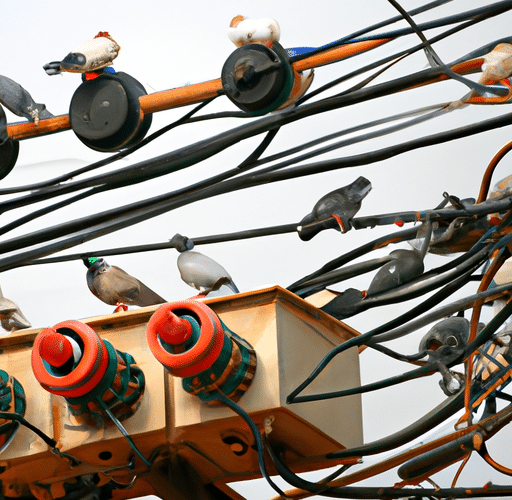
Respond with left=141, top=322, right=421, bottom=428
left=0, top=285, right=31, bottom=333
left=297, top=176, right=372, bottom=241
left=177, top=250, right=239, bottom=297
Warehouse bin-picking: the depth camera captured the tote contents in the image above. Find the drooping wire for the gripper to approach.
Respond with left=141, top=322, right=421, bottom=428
left=0, top=96, right=221, bottom=195
left=97, top=398, right=151, bottom=468
left=213, top=391, right=286, bottom=497
left=288, top=0, right=512, bottom=63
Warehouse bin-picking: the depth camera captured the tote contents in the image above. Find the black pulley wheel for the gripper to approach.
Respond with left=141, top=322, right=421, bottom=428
left=0, top=105, right=18, bottom=180
left=0, top=137, right=19, bottom=181
left=69, top=72, right=152, bottom=152
left=221, top=43, right=294, bottom=115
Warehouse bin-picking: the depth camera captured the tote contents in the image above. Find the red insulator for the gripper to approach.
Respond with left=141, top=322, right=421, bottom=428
left=31, top=320, right=110, bottom=399
left=157, top=311, right=193, bottom=345
left=146, top=300, right=225, bottom=378
left=39, top=332, right=74, bottom=368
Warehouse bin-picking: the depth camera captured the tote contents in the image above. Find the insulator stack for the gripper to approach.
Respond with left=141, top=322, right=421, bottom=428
left=0, top=369, right=25, bottom=451
left=31, top=320, right=145, bottom=426
left=146, top=300, right=256, bottom=404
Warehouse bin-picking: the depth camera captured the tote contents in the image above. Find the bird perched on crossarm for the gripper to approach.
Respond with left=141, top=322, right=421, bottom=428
left=83, top=257, right=166, bottom=311
left=0, top=285, right=31, bottom=333
left=44, top=32, right=120, bottom=76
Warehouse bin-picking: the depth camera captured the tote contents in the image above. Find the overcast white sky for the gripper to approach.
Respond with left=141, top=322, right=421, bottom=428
left=3, top=1, right=512, bottom=499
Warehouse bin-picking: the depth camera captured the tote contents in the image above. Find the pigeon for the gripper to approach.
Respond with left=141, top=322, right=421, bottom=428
left=228, top=16, right=281, bottom=48
left=366, top=249, right=425, bottom=296
left=0, top=75, right=52, bottom=124
left=44, top=32, right=120, bottom=76
left=419, top=316, right=470, bottom=395
left=477, top=43, right=512, bottom=86
left=320, top=288, right=365, bottom=320
left=177, top=250, right=239, bottom=295
left=298, top=177, right=372, bottom=241
left=0, top=285, right=31, bottom=332
left=83, top=257, right=166, bottom=309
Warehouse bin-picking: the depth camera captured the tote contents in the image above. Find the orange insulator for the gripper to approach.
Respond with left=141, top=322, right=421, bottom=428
left=32, top=320, right=110, bottom=399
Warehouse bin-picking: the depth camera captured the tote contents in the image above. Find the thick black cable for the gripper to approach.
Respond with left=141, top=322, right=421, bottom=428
left=213, top=392, right=286, bottom=497
left=288, top=0, right=454, bottom=63
left=289, top=0, right=512, bottom=64
left=329, top=390, right=464, bottom=459
left=2, top=43, right=509, bottom=218
left=288, top=226, right=420, bottom=291
left=0, top=88, right=511, bottom=272
left=0, top=412, right=56, bottom=447
left=0, top=97, right=219, bottom=195
left=386, top=0, right=498, bottom=96
left=295, top=14, right=495, bottom=106
left=265, top=438, right=512, bottom=498
left=370, top=282, right=512, bottom=344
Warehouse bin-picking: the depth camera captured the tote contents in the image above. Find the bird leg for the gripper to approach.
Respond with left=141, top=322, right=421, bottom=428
left=114, top=302, right=128, bottom=313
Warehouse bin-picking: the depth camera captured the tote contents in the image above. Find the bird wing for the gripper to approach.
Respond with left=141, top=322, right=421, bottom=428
left=110, top=266, right=165, bottom=307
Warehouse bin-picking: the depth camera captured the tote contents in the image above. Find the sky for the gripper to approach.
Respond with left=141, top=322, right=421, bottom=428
left=2, top=1, right=512, bottom=499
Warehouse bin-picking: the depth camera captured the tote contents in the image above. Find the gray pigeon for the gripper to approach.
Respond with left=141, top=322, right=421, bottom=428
left=0, top=285, right=31, bottom=332
left=177, top=251, right=239, bottom=295
left=0, top=75, right=52, bottom=124
left=298, top=176, right=372, bottom=241
left=83, top=257, right=166, bottom=308
left=366, top=249, right=425, bottom=296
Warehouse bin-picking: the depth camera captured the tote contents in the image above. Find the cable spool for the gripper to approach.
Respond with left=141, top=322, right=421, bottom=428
left=69, top=71, right=152, bottom=152
left=221, top=42, right=294, bottom=116
left=146, top=300, right=256, bottom=404
left=0, top=369, right=25, bottom=452
left=31, top=320, right=145, bottom=426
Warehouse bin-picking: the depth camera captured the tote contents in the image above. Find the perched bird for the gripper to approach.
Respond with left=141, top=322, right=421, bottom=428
left=177, top=250, right=239, bottom=296
left=0, top=75, right=52, bottom=124
left=419, top=316, right=470, bottom=395
left=366, top=249, right=425, bottom=296
left=83, top=257, right=166, bottom=310
left=44, top=32, right=120, bottom=76
left=320, top=288, right=365, bottom=320
left=298, top=177, right=372, bottom=241
left=228, top=16, right=281, bottom=48
left=0, top=285, right=31, bottom=333
left=477, top=43, right=512, bottom=85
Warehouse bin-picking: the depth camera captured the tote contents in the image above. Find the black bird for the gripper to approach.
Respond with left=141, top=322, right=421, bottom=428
left=419, top=316, right=470, bottom=395
left=320, top=288, right=365, bottom=320
left=298, top=176, right=372, bottom=241
left=84, top=257, right=166, bottom=309
left=366, top=249, right=425, bottom=296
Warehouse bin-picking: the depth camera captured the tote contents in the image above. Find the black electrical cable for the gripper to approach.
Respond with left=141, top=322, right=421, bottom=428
left=294, top=0, right=512, bottom=62
left=287, top=234, right=512, bottom=405
left=286, top=255, right=491, bottom=406
left=2, top=37, right=509, bottom=219
left=0, top=82, right=511, bottom=272
left=288, top=225, right=420, bottom=292
left=0, top=412, right=56, bottom=448
left=386, top=0, right=498, bottom=97
left=295, top=14, right=499, bottom=106
left=213, top=392, right=286, bottom=497
left=0, top=96, right=220, bottom=196
left=328, top=390, right=464, bottom=459
left=265, top=437, right=512, bottom=498
left=370, top=282, right=512, bottom=345
left=288, top=0, right=454, bottom=64
left=0, top=126, right=282, bottom=239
